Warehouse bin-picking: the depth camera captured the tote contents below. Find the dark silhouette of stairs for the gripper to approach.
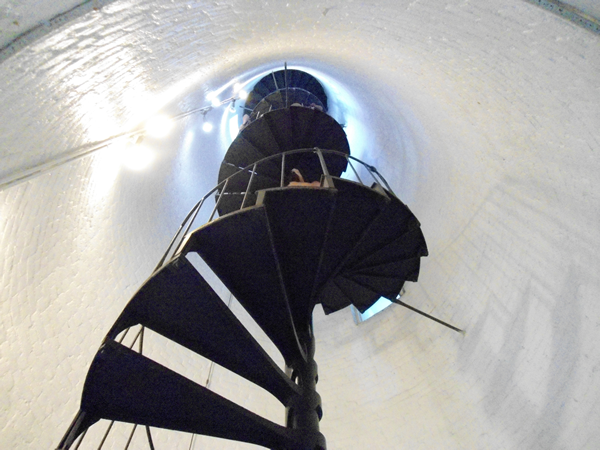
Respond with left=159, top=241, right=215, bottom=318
left=245, top=69, right=328, bottom=113
left=58, top=175, right=427, bottom=450
left=57, top=68, right=429, bottom=450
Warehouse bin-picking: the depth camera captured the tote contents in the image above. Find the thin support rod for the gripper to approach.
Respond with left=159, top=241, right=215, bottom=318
left=347, top=158, right=363, bottom=185
left=174, top=197, right=206, bottom=256
left=96, top=421, right=114, bottom=450
left=145, top=426, right=156, bottom=450
left=123, top=425, right=137, bottom=450
left=188, top=434, right=197, bottom=450
left=315, top=148, right=331, bottom=177
left=280, top=153, right=286, bottom=187
left=271, top=71, right=279, bottom=90
left=209, top=178, right=229, bottom=222
left=153, top=198, right=202, bottom=272
left=139, top=326, right=145, bottom=354
left=240, top=163, right=257, bottom=209
left=391, top=298, right=464, bottom=333
left=73, top=428, right=87, bottom=450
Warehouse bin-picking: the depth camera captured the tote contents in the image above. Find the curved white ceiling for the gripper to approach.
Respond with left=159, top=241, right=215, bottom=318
left=1, top=1, right=599, bottom=449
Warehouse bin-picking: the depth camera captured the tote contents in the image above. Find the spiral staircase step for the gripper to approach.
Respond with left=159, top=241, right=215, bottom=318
left=218, top=163, right=279, bottom=193
left=318, top=278, right=352, bottom=314
left=81, top=339, right=297, bottom=449
left=259, top=187, right=337, bottom=331
left=347, top=272, right=406, bottom=301
left=314, top=177, right=389, bottom=294
left=352, top=257, right=422, bottom=282
left=343, top=193, right=422, bottom=269
left=106, top=256, right=299, bottom=405
left=221, top=135, right=281, bottom=178
left=241, top=114, right=282, bottom=154
left=333, top=276, right=381, bottom=314
left=352, top=226, right=428, bottom=271
left=182, top=206, right=305, bottom=365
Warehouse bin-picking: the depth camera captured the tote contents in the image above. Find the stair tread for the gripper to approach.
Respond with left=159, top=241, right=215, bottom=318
left=344, top=193, right=422, bottom=268
left=352, top=226, right=428, bottom=270
left=107, top=256, right=299, bottom=405
left=346, top=272, right=406, bottom=301
left=319, top=279, right=352, bottom=315
left=260, top=187, right=337, bottom=332
left=221, top=135, right=281, bottom=177
left=82, top=339, right=297, bottom=449
left=333, top=276, right=381, bottom=314
left=241, top=115, right=282, bottom=157
left=218, top=163, right=279, bottom=193
left=182, top=206, right=304, bottom=365
left=314, top=177, right=389, bottom=292
left=351, top=256, right=422, bottom=282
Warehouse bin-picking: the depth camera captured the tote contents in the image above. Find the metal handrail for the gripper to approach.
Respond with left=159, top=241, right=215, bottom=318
left=155, top=148, right=395, bottom=273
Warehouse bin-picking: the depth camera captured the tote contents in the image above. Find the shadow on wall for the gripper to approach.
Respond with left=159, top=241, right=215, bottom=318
left=449, top=171, right=597, bottom=448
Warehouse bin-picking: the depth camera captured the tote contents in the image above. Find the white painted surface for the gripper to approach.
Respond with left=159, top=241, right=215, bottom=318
left=0, top=1, right=599, bottom=449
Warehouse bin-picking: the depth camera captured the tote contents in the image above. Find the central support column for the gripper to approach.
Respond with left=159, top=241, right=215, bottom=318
left=286, top=326, right=326, bottom=450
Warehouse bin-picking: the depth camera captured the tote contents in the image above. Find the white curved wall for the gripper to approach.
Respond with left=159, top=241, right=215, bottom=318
left=1, top=1, right=599, bottom=449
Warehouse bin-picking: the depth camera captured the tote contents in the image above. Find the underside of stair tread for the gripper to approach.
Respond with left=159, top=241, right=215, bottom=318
left=260, top=187, right=337, bottom=332
left=182, top=206, right=304, bottom=365
left=290, top=106, right=318, bottom=148
left=245, top=69, right=328, bottom=112
left=82, top=340, right=296, bottom=449
left=215, top=193, right=258, bottom=217
left=344, top=195, right=422, bottom=269
left=318, top=279, right=352, bottom=315
left=221, top=136, right=282, bottom=176
left=333, top=276, right=381, bottom=313
left=240, top=116, right=282, bottom=157
left=107, top=256, right=299, bottom=405
left=314, top=177, right=389, bottom=292
left=265, top=109, right=294, bottom=151
left=352, top=226, right=428, bottom=270
left=218, top=163, right=279, bottom=193
left=347, top=272, right=406, bottom=301
left=351, top=257, right=422, bottom=282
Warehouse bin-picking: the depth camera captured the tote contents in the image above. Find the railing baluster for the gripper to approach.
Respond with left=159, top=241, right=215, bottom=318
left=315, top=148, right=331, bottom=177
left=153, top=199, right=202, bottom=273
left=241, top=164, right=257, bottom=209
left=280, top=153, right=286, bottom=187
left=347, top=157, right=363, bottom=185
left=209, top=178, right=230, bottom=222
left=371, top=168, right=395, bottom=195
left=365, top=163, right=380, bottom=186
left=174, top=197, right=206, bottom=256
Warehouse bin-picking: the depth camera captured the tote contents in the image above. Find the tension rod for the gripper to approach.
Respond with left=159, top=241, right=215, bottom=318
left=391, top=298, right=464, bottom=334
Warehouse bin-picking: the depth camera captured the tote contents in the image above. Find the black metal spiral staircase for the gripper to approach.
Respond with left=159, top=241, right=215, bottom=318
left=57, top=68, right=429, bottom=450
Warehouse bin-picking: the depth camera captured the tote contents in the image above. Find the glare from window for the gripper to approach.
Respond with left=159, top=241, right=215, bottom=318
left=121, top=144, right=155, bottom=171
left=145, top=114, right=174, bottom=138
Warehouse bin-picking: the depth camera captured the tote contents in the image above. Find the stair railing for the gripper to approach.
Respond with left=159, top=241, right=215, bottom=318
left=154, top=148, right=396, bottom=274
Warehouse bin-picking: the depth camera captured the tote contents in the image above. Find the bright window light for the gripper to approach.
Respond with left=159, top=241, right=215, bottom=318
left=228, top=115, right=239, bottom=141
left=211, top=97, right=221, bottom=107
left=202, top=122, right=213, bottom=133
left=238, top=89, right=248, bottom=100
left=145, top=114, right=174, bottom=138
left=233, top=82, right=243, bottom=92
left=351, top=296, right=398, bottom=324
left=122, top=144, right=155, bottom=171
